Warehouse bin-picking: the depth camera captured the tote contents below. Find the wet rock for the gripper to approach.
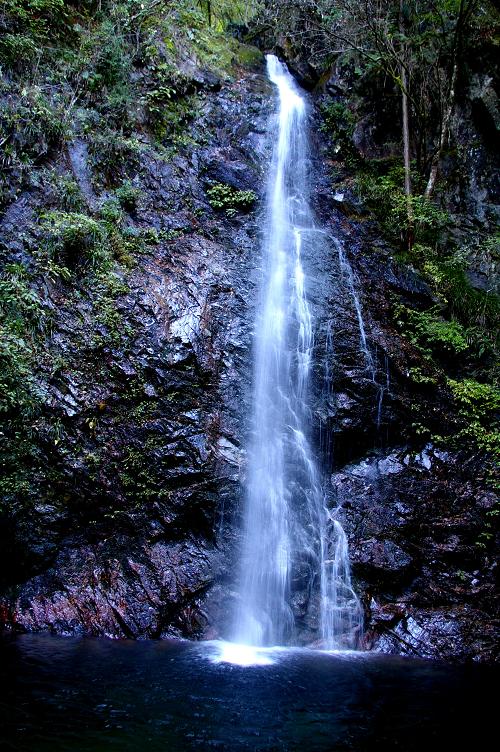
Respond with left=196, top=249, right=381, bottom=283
left=0, top=55, right=497, bottom=665
left=9, top=541, right=214, bottom=638
left=0, top=67, right=271, bottom=640
left=354, top=539, right=413, bottom=582
left=367, top=606, right=498, bottom=663
left=202, top=156, right=260, bottom=192
left=332, top=445, right=498, bottom=661
left=470, top=74, right=500, bottom=136
left=67, top=139, right=97, bottom=208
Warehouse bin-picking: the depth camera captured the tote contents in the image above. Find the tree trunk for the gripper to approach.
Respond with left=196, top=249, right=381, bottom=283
left=424, top=0, right=467, bottom=198
left=400, top=1, right=413, bottom=251
left=424, top=57, right=458, bottom=198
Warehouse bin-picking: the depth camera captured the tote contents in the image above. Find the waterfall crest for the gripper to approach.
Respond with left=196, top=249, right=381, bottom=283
left=233, top=55, right=362, bottom=649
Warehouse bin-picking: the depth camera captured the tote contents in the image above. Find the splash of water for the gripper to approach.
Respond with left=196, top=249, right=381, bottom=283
left=232, top=55, right=362, bottom=649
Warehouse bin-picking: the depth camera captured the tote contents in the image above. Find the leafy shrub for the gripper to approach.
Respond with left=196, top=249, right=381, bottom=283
left=115, top=180, right=142, bottom=212
left=448, top=378, right=500, bottom=412
left=144, top=84, right=199, bottom=141
left=74, top=18, right=134, bottom=126
left=206, top=182, right=257, bottom=216
left=2, top=0, right=69, bottom=39
left=49, top=172, right=85, bottom=212
left=0, top=264, right=46, bottom=416
left=394, top=304, right=469, bottom=358
left=88, top=132, right=142, bottom=187
left=358, top=163, right=448, bottom=246
left=0, top=33, right=38, bottom=68
left=424, top=256, right=499, bottom=337
left=40, top=211, right=110, bottom=268
left=320, top=100, right=357, bottom=160
left=0, top=89, right=66, bottom=164
left=87, top=20, right=131, bottom=90
left=447, top=378, right=500, bottom=456
left=99, top=198, right=124, bottom=225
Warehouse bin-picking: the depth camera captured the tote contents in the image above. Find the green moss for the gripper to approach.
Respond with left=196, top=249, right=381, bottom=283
left=232, top=42, right=264, bottom=69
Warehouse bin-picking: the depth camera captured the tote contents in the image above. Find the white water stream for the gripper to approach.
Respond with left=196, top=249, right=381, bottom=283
left=232, top=56, right=362, bottom=650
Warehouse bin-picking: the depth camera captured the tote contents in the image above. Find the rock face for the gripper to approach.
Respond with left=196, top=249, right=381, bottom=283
left=0, top=62, right=271, bottom=639
left=333, top=447, right=497, bottom=661
left=0, top=57, right=498, bottom=662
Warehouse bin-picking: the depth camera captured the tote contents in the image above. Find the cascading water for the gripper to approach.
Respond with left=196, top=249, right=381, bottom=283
left=232, top=55, right=362, bottom=650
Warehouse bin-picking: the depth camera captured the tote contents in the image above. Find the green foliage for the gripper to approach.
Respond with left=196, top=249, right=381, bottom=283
left=423, top=255, right=499, bottom=352
left=0, top=87, right=67, bottom=162
left=0, top=429, right=40, bottom=507
left=144, top=84, right=200, bottom=143
left=40, top=211, right=110, bottom=269
left=447, top=378, right=500, bottom=456
left=195, top=0, right=263, bottom=28
left=408, top=366, right=438, bottom=385
left=73, top=16, right=134, bottom=126
left=357, top=164, right=448, bottom=246
left=85, top=19, right=131, bottom=90
left=99, top=198, right=124, bottom=225
left=448, top=378, right=500, bottom=412
left=0, top=264, right=45, bottom=333
left=0, top=32, right=38, bottom=68
left=49, top=172, right=85, bottom=212
left=115, top=181, right=142, bottom=212
left=320, top=101, right=357, bottom=161
left=159, top=228, right=184, bottom=242
left=1, top=0, right=69, bottom=39
left=0, top=264, right=46, bottom=416
left=111, top=226, right=148, bottom=266
left=394, top=304, right=469, bottom=359
left=0, top=84, right=68, bottom=208
left=39, top=203, right=151, bottom=274
left=87, top=132, right=142, bottom=187
left=206, top=182, right=257, bottom=216
left=88, top=269, right=132, bottom=348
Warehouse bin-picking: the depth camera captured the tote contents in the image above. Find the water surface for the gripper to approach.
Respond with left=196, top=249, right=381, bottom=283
left=1, top=635, right=497, bottom=751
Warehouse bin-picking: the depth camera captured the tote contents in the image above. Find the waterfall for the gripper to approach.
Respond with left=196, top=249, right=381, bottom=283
left=232, top=55, right=362, bottom=649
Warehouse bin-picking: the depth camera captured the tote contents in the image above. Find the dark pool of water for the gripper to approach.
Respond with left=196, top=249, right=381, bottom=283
left=1, top=635, right=497, bottom=751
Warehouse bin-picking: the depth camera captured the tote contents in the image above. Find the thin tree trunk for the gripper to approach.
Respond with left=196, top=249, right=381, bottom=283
left=424, top=0, right=466, bottom=198
left=424, top=57, right=458, bottom=198
left=400, top=1, right=413, bottom=251
left=401, top=68, right=412, bottom=200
